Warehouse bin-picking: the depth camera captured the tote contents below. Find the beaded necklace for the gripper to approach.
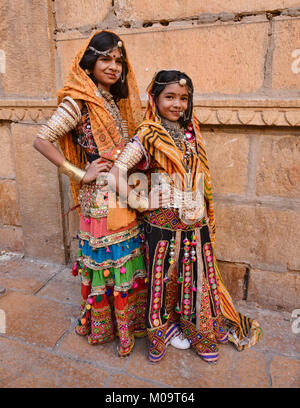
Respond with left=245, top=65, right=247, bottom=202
left=161, top=118, right=197, bottom=172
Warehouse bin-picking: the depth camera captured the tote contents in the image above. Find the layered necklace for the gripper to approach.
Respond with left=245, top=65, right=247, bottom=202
left=161, top=118, right=197, bottom=156
left=95, top=86, right=130, bottom=143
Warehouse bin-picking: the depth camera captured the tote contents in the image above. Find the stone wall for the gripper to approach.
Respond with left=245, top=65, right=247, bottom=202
left=0, top=1, right=299, bottom=311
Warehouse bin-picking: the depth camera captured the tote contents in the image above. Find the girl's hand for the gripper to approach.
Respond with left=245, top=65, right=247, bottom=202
left=82, top=158, right=113, bottom=184
left=148, top=187, right=170, bottom=210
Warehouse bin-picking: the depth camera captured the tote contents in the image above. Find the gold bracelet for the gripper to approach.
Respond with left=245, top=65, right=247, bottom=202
left=59, top=160, right=86, bottom=183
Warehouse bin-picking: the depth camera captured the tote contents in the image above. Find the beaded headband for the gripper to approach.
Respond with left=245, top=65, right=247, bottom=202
left=88, top=40, right=123, bottom=57
left=154, top=78, right=187, bottom=87
left=153, top=77, right=192, bottom=94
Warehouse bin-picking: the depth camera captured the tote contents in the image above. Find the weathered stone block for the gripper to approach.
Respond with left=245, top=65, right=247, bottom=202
left=256, top=134, right=300, bottom=198
left=218, top=261, right=246, bottom=301
left=122, top=22, right=268, bottom=97
left=0, top=290, right=77, bottom=348
left=270, top=356, right=300, bottom=388
left=0, top=337, right=110, bottom=388
left=0, top=125, right=15, bottom=179
left=126, top=337, right=269, bottom=387
left=247, top=268, right=300, bottom=311
left=273, top=18, right=300, bottom=90
left=0, top=0, right=55, bottom=98
left=0, top=226, right=23, bottom=252
left=54, top=0, right=112, bottom=29
left=0, top=180, right=21, bottom=226
left=11, top=123, right=65, bottom=263
left=0, top=255, right=60, bottom=295
left=214, top=203, right=300, bottom=271
left=56, top=38, right=85, bottom=87
left=202, top=130, right=249, bottom=195
left=114, top=1, right=300, bottom=21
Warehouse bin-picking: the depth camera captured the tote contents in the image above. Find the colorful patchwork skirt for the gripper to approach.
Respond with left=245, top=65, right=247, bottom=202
left=72, top=182, right=147, bottom=356
left=143, top=212, right=262, bottom=363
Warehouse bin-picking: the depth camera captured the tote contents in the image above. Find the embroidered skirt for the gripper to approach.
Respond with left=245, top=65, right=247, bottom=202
left=143, top=213, right=262, bottom=362
left=73, top=182, right=147, bottom=354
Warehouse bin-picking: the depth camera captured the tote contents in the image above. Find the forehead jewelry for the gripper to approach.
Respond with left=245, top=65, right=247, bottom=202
left=88, top=40, right=123, bottom=57
left=154, top=77, right=187, bottom=86
left=153, top=77, right=192, bottom=93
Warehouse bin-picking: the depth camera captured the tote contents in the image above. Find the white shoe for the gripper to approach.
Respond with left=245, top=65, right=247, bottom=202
left=170, top=332, right=190, bottom=349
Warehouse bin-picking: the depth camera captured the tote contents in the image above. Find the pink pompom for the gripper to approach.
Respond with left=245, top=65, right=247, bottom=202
left=120, top=267, right=126, bottom=274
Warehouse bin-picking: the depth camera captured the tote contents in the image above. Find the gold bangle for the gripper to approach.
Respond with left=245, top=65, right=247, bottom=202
left=59, top=160, right=86, bottom=183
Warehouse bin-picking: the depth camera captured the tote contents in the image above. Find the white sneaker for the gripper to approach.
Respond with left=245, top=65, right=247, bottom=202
left=170, top=332, right=190, bottom=349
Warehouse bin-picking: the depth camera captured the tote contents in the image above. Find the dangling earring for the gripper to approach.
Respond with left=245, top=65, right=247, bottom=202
left=85, top=69, right=91, bottom=75
left=121, top=69, right=126, bottom=84
left=183, top=109, right=189, bottom=121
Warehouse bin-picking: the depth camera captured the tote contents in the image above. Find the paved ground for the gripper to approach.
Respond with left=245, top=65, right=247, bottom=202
left=0, top=251, right=299, bottom=389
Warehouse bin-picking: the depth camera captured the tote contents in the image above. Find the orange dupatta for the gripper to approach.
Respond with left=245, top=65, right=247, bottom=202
left=57, top=30, right=143, bottom=230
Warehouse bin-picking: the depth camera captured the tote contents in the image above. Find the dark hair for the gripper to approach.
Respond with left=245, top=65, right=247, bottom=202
left=151, top=70, right=194, bottom=127
left=80, top=31, right=128, bottom=101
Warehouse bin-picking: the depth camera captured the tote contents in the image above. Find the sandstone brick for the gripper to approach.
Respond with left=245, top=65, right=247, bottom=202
left=0, top=255, right=60, bottom=295
left=0, top=226, right=23, bottom=252
left=11, top=123, right=66, bottom=264
left=54, top=0, right=112, bottom=29
left=0, top=291, right=77, bottom=348
left=247, top=268, right=300, bottom=311
left=56, top=38, right=85, bottom=86
left=0, top=0, right=55, bottom=98
left=270, top=356, right=300, bottom=388
left=0, top=125, right=15, bottom=179
left=106, top=373, right=162, bottom=388
left=214, top=203, right=300, bottom=271
left=114, top=1, right=300, bottom=21
left=235, top=300, right=300, bottom=356
left=57, top=331, right=129, bottom=370
left=0, top=337, right=109, bottom=387
left=273, top=18, right=300, bottom=90
left=122, top=23, right=268, bottom=97
left=0, top=180, right=21, bottom=226
left=256, top=133, right=300, bottom=199
left=202, top=130, right=249, bottom=195
left=218, top=261, right=246, bottom=301
left=126, top=337, right=268, bottom=387
left=37, top=272, right=81, bottom=305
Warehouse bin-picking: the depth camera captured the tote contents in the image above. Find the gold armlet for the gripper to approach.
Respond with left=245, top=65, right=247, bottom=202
left=59, top=160, right=86, bottom=183
left=114, top=142, right=143, bottom=172
left=36, top=98, right=81, bottom=143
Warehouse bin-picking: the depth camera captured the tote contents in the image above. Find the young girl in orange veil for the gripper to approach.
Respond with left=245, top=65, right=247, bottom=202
left=34, top=31, right=147, bottom=357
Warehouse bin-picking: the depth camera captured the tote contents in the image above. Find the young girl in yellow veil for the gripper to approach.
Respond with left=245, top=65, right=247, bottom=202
left=109, top=70, right=262, bottom=363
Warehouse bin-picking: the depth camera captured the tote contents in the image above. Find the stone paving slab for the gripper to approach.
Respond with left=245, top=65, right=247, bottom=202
left=0, top=252, right=299, bottom=388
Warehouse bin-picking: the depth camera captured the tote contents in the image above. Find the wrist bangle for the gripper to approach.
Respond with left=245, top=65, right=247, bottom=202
left=59, top=160, right=86, bottom=183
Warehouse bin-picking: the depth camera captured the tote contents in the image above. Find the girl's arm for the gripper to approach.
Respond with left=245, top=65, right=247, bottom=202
left=108, top=140, right=168, bottom=211
left=33, top=98, right=112, bottom=182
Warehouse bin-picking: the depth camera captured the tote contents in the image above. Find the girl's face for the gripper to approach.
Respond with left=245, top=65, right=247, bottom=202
left=156, top=82, right=189, bottom=122
left=92, top=48, right=123, bottom=91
